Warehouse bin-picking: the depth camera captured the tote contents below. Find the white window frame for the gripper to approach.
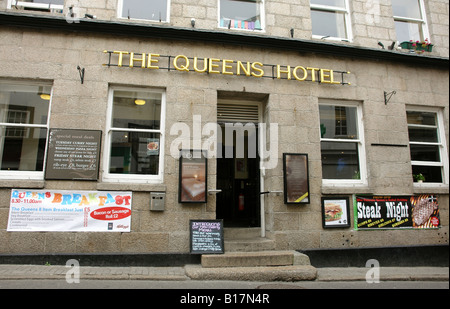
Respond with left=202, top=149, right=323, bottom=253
left=0, top=81, right=53, bottom=180
left=393, top=0, right=429, bottom=43
left=218, top=0, right=266, bottom=32
left=319, top=100, right=367, bottom=187
left=117, top=0, right=171, bottom=23
left=103, top=86, right=166, bottom=184
left=406, top=106, right=449, bottom=188
left=7, top=0, right=64, bottom=12
left=310, top=0, right=353, bottom=42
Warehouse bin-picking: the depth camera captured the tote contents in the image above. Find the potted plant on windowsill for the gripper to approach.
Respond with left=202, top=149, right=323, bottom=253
left=400, top=39, right=433, bottom=53
left=413, top=173, right=426, bottom=183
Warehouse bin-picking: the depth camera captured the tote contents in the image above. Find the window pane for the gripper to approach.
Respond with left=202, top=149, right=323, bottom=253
left=109, top=131, right=160, bottom=175
left=410, top=144, right=440, bottom=162
left=122, top=0, right=168, bottom=21
left=0, top=84, right=51, bottom=125
left=319, top=105, right=358, bottom=139
left=310, top=0, right=345, bottom=8
left=311, top=10, right=347, bottom=38
left=0, top=126, right=47, bottom=171
left=220, top=0, right=262, bottom=30
left=408, top=127, right=438, bottom=143
left=407, top=111, right=436, bottom=126
left=112, top=90, right=161, bottom=130
left=395, top=21, right=423, bottom=42
left=392, top=0, right=422, bottom=19
left=412, top=165, right=442, bottom=183
left=321, top=141, right=360, bottom=179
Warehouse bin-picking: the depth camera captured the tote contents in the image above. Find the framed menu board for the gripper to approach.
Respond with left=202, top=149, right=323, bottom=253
left=45, top=129, right=102, bottom=180
left=179, top=149, right=207, bottom=203
left=283, top=153, right=310, bottom=204
left=190, top=220, right=224, bottom=254
left=321, top=196, right=351, bottom=228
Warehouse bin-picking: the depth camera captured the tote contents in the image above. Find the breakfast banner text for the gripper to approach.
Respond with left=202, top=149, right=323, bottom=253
left=7, top=190, right=132, bottom=232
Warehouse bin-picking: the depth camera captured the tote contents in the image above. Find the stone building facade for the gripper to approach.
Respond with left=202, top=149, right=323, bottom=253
left=0, top=0, right=448, bottom=255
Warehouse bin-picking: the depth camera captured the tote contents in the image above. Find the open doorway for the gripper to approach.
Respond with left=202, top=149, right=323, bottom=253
left=216, top=101, right=261, bottom=228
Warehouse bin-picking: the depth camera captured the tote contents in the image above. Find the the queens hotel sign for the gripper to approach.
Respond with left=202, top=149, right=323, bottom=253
left=103, top=50, right=351, bottom=85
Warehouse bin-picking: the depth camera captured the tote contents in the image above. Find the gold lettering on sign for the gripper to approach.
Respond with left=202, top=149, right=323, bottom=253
left=103, top=50, right=350, bottom=85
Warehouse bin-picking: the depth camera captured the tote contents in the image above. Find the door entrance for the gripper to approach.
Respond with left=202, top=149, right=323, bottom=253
left=216, top=102, right=261, bottom=228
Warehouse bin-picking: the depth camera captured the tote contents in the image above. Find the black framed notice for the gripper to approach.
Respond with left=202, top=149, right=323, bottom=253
left=321, top=197, right=351, bottom=228
left=190, top=220, right=224, bottom=254
left=45, top=129, right=102, bottom=180
left=283, top=153, right=310, bottom=204
left=179, top=149, right=207, bottom=203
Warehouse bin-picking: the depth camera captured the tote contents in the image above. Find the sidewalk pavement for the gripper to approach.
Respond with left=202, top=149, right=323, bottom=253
left=0, top=264, right=448, bottom=282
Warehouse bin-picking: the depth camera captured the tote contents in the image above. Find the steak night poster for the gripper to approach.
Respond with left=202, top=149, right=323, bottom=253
left=354, top=195, right=440, bottom=230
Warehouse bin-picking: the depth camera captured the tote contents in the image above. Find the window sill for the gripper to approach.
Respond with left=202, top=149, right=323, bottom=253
left=218, top=26, right=265, bottom=33
left=413, top=183, right=449, bottom=195
left=116, top=17, right=169, bottom=25
left=322, top=182, right=370, bottom=195
left=312, top=35, right=352, bottom=43
left=0, top=179, right=45, bottom=189
left=97, top=182, right=166, bottom=192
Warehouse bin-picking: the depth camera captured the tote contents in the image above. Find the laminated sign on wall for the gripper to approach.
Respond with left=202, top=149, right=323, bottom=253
left=7, top=190, right=132, bottom=232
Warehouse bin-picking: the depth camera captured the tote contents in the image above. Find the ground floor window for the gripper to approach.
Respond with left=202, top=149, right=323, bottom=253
left=319, top=101, right=366, bottom=184
left=104, top=86, right=165, bottom=183
left=0, top=81, right=51, bottom=179
left=407, top=109, right=448, bottom=185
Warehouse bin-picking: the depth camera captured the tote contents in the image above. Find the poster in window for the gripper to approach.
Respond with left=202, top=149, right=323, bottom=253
left=321, top=197, right=351, bottom=228
left=146, top=138, right=159, bottom=156
left=179, top=149, right=207, bottom=203
left=283, top=153, right=310, bottom=204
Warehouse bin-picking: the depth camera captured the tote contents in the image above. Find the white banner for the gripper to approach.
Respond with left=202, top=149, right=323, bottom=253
left=7, top=190, right=132, bottom=232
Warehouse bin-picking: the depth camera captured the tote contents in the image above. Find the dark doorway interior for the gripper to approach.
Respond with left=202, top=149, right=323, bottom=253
left=216, top=125, right=260, bottom=227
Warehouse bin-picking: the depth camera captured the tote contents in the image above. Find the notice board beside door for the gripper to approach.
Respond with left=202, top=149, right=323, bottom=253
left=45, top=129, right=102, bottom=180
left=190, top=220, right=224, bottom=254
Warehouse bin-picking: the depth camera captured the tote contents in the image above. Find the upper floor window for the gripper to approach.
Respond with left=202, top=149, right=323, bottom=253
left=0, top=81, right=52, bottom=179
left=310, top=0, right=352, bottom=41
left=392, top=0, right=429, bottom=43
left=219, top=0, right=264, bottom=31
left=7, top=0, right=64, bottom=12
left=118, top=0, right=169, bottom=22
left=407, top=109, right=448, bottom=185
left=319, top=101, right=366, bottom=184
left=103, top=86, right=165, bottom=183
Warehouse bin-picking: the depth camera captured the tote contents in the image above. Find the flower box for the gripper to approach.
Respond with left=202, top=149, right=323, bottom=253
left=400, top=41, right=433, bottom=52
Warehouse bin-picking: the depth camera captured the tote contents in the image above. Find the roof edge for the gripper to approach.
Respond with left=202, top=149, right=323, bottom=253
left=1, top=11, right=449, bottom=68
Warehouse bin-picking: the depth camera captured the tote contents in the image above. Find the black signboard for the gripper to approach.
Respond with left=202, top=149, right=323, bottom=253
left=45, top=129, right=102, bottom=180
left=283, top=153, right=310, bottom=204
left=190, top=219, right=224, bottom=254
